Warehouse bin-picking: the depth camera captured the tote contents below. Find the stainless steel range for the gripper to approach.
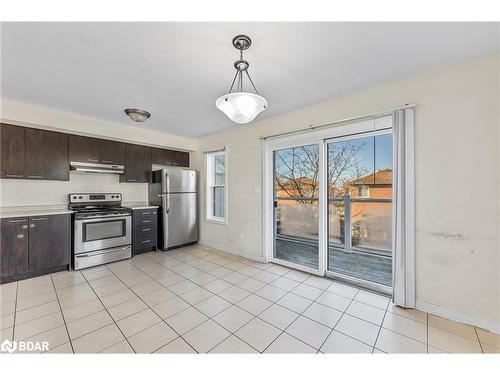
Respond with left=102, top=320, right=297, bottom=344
left=69, top=193, right=132, bottom=270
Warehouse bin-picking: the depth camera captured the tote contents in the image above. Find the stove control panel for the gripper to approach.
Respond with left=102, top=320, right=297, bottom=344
left=69, top=193, right=122, bottom=204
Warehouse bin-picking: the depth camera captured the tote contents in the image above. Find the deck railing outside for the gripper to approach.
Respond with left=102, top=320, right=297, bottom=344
left=275, top=195, right=392, bottom=258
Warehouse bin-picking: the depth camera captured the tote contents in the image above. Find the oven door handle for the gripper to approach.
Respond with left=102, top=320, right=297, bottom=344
left=75, top=246, right=130, bottom=257
left=76, top=215, right=130, bottom=223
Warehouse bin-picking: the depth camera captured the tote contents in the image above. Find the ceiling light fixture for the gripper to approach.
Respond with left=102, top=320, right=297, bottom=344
left=125, top=108, right=151, bottom=122
left=216, top=35, right=268, bottom=124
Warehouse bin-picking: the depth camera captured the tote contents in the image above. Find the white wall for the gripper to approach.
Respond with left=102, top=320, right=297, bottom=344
left=0, top=173, right=148, bottom=207
left=193, top=52, right=500, bottom=331
left=0, top=100, right=197, bottom=207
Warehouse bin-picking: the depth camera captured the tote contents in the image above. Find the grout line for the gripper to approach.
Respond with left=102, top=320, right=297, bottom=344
left=48, top=274, right=74, bottom=353
left=426, top=312, right=429, bottom=353
left=10, top=282, right=19, bottom=341
left=371, top=294, right=388, bottom=353
left=79, top=271, right=137, bottom=354
left=474, top=327, right=484, bottom=353
left=104, top=262, right=200, bottom=354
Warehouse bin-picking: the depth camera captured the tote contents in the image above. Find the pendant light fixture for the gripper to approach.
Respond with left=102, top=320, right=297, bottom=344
left=216, top=35, right=268, bottom=124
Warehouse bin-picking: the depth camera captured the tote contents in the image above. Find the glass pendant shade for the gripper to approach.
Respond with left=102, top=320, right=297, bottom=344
left=216, top=92, right=268, bottom=124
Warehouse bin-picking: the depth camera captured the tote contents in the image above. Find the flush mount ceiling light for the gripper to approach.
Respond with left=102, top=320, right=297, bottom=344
left=124, top=108, right=151, bottom=122
left=216, top=35, right=268, bottom=124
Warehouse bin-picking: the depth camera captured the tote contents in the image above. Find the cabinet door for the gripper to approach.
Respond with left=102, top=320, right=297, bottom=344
left=69, top=135, right=100, bottom=163
left=172, top=151, right=190, bottom=167
left=151, top=148, right=174, bottom=165
left=99, top=139, right=125, bottom=165
left=26, top=129, right=69, bottom=181
left=122, top=144, right=151, bottom=183
left=28, top=215, right=70, bottom=271
left=0, top=218, right=29, bottom=278
left=0, top=123, right=26, bottom=179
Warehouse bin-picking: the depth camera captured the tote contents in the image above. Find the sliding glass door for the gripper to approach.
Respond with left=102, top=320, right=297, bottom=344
left=266, top=115, right=394, bottom=291
left=326, top=131, right=393, bottom=288
left=273, top=143, right=320, bottom=271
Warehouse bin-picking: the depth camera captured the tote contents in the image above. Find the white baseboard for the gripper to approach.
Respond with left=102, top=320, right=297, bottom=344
left=416, top=300, right=500, bottom=334
left=197, top=240, right=265, bottom=263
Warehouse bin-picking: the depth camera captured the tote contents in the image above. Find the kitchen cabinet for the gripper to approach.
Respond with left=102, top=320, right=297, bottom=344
left=69, top=135, right=100, bottom=163
left=132, top=208, right=158, bottom=255
left=152, top=147, right=190, bottom=167
left=0, top=218, right=29, bottom=278
left=69, top=135, right=125, bottom=165
left=172, top=150, right=190, bottom=167
left=99, top=139, right=125, bottom=165
left=0, top=123, right=26, bottom=179
left=0, top=214, right=71, bottom=283
left=28, top=215, right=70, bottom=271
left=121, top=144, right=151, bottom=183
left=26, top=128, right=69, bottom=181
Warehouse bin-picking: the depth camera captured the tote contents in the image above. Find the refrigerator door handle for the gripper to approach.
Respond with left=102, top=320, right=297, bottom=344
left=165, top=173, right=170, bottom=214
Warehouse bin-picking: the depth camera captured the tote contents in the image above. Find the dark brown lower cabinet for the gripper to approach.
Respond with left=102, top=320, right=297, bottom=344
left=28, top=215, right=70, bottom=271
left=0, top=218, right=29, bottom=278
left=132, top=208, right=158, bottom=255
left=0, top=214, right=71, bottom=284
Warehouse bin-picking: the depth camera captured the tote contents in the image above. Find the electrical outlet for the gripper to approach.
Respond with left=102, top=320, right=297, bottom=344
left=240, top=232, right=244, bottom=240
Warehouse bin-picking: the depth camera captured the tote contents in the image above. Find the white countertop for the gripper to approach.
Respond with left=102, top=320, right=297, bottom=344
left=123, top=202, right=159, bottom=210
left=0, top=205, right=74, bottom=219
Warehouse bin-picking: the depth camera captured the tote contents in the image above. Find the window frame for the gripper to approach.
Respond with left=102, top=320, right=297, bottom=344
left=204, top=149, right=228, bottom=224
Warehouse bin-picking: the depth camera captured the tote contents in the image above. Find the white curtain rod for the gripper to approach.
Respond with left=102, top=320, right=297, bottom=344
left=259, top=103, right=416, bottom=140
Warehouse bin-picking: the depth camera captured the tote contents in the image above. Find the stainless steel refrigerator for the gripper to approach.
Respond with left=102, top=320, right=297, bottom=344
left=149, top=168, right=198, bottom=250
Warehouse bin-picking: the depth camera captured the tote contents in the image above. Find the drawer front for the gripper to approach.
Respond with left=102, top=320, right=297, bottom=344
left=135, top=214, right=157, bottom=228
left=135, top=208, right=157, bottom=217
left=134, top=233, right=157, bottom=254
left=135, top=223, right=156, bottom=235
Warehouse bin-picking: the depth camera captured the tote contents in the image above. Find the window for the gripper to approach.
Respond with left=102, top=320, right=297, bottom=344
left=358, top=185, right=370, bottom=198
left=205, top=150, right=226, bottom=222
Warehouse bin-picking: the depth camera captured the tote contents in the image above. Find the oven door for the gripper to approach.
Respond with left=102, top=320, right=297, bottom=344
left=74, top=215, right=131, bottom=254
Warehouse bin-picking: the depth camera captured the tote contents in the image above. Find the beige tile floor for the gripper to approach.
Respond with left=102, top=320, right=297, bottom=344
left=1, top=244, right=498, bottom=354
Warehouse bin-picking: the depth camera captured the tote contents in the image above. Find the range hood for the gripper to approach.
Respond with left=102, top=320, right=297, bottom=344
left=70, top=161, right=125, bottom=174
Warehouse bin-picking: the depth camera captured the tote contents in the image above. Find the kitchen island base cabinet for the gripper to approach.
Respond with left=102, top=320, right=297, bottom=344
left=0, top=214, right=71, bottom=284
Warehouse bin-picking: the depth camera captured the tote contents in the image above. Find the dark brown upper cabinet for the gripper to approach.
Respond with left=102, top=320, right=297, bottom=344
left=69, top=135, right=100, bottom=163
left=26, top=128, right=69, bottom=181
left=121, top=144, right=151, bottom=183
left=69, top=135, right=125, bottom=165
left=99, top=139, right=125, bottom=165
left=172, top=150, right=190, bottom=167
left=0, top=123, right=26, bottom=179
left=152, top=147, right=189, bottom=167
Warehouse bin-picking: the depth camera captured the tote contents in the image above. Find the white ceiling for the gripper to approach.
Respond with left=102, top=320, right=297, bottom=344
left=1, top=22, right=498, bottom=137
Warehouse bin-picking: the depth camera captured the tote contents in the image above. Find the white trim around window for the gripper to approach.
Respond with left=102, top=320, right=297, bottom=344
left=204, top=148, right=228, bottom=225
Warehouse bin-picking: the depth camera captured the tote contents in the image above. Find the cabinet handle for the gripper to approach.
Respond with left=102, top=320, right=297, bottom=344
left=22, top=225, right=28, bottom=229
left=141, top=239, right=151, bottom=244
left=28, top=175, right=44, bottom=179
left=17, top=234, right=24, bottom=239
left=101, top=160, right=113, bottom=163
left=127, top=179, right=137, bottom=182
left=6, top=174, right=23, bottom=178
left=8, top=219, right=27, bottom=223
left=29, top=224, right=35, bottom=228
left=142, top=220, right=151, bottom=223
left=31, top=217, right=48, bottom=221
left=87, top=158, right=99, bottom=162
left=141, top=228, right=151, bottom=232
